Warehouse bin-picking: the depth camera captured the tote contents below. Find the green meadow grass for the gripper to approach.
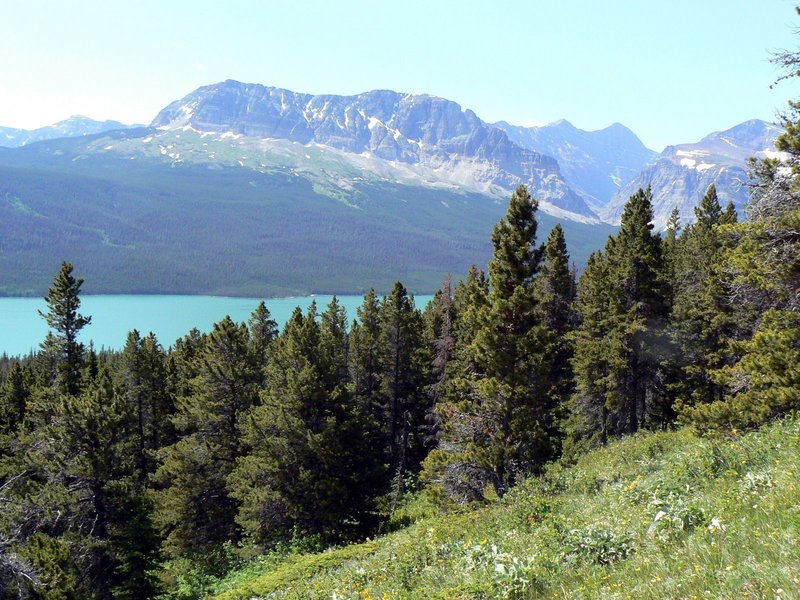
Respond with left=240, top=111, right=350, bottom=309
left=207, top=415, right=799, bottom=599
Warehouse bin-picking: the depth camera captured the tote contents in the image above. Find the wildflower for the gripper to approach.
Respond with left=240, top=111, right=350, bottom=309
left=707, top=517, right=725, bottom=533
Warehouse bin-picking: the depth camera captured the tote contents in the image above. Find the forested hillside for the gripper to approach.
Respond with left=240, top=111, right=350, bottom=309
left=0, top=142, right=614, bottom=296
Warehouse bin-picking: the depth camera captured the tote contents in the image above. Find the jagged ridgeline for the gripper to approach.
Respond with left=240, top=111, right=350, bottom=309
left=0, top=81, right=621, bottom=297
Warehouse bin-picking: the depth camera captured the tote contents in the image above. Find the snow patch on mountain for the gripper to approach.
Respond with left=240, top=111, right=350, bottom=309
left=150, top=80, right=598, bottom=219
left=602, top=119, right=782, bottom=229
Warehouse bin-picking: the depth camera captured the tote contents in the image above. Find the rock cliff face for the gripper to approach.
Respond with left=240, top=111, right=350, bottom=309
left=602, top=119, right=783, bottom=229
left=494, top=119, right=657, bottom=209
left=151, top=80, right=596, bottom=218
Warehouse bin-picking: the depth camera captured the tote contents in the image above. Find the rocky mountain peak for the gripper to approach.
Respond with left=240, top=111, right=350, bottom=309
left=697, top=119, right=782, bottom=155
left=602, top=119, right=782, bottom=229
left=151, top=80, right=597, bottom=219
left=492, top=118, right=656, bottom=209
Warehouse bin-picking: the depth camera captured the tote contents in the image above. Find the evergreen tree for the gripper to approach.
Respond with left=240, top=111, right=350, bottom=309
left=379, top=282, right=429, bottom=483
left=720, top=201, right=738, bottom=225
left=55, top=370, right=129, bottom=599
left=681, top=93, right=800, bottom=430
left=421, top=266, right=492, bottom=504
left=39, top=262, right=91, bottom=396
left=249, top=301, right=278, bottom=381
left=608, top=187, right=672, bottom=432
left=425, top=186, right=554, bottom=500
left=534, top=224, right=576, bottom=449
left=232, top=302, right=386, bottom=546
left=695, top=184, right=722, bottom=228
left=421, top=276, right=456, bottom=448
left=8, top=369, right=160, bottom=599
left=153, top=317, right=259, bottom=562
left=670, top=185, right=737, bottom=409
left=683, top=309, right=800, bottom=432
left=316, top=298, right=387, bottom=539
left=84, top=343, right=100, bottom=387
left=473, top=185, right=552, bottom=494
left=319, top=297, right=350, bottom=390
left=231, top=307, right=324, bottom=545
left=349, top=289, right=383, bottom=421
left=1, top=363, right=29, bottom=434
left=448, top=266, right=490, bottom=381
left=166, top=328, right=206, bottom=403
left=662, top=207, right=681, bottom=309
left=570, top=188, right=672, bottom=449
left=119, top=330, right=172, bottom=482
left=566, top=250, right=616, bottom=453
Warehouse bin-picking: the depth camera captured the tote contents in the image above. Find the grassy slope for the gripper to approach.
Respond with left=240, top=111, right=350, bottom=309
left=210, top=416, right=799, bottom=599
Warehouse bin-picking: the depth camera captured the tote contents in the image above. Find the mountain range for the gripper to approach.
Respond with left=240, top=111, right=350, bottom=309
left=0, top=80, right=783, bottom=295
left=0, top=116, right=140, bottom=148
left=150, top=81, right=599, bottom=221
left=493, top=118, right=658, bottom=212
left=602, top=119, right=784, bottom=228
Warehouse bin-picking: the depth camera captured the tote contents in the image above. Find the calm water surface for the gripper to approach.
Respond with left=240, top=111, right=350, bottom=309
left=0, top=294, right=434, bottom=357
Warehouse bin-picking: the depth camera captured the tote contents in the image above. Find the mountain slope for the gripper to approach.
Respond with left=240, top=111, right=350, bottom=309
left=0, top=130, right=615, bottom=296
left=208, top=415, right=800, bottom=599
left=494, top=119, right=657, bottom=209
left=603, top=119, right=782, bottom=229
left=150, top=80, right=598, bottom=220
left=0, top=116, right=139, bottom=147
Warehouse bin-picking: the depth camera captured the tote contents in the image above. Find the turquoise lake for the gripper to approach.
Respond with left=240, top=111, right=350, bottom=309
left=0, top=294, right=435, bottom=357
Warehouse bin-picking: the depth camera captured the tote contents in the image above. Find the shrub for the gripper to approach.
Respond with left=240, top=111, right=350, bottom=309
left=562, top=525, right=634, bottom=565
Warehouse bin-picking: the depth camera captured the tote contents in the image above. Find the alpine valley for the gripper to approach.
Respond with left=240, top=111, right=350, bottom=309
left=0, top=80, right=780, bottom=296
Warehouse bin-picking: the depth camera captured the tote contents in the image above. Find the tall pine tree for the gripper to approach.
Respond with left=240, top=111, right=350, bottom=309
left=39, top=262, right=91, bottom=396
left=570, top=188, right=672, bottom=448
left=426, top=186, right=556, bottom=499
left=534, top=224, right=576, bottom=451
left=153, top=317, right=259, bottom=563
left=670, top=185, right=737, bottom=409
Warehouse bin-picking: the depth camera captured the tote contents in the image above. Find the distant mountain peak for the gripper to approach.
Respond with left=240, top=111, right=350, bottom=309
left=699, top=118, right=781, bottom=147
left=602, top=118, right=782, bottom=230
left=150, top=79, right=598, bottom=221
left=493, top=118, right=656, bottom=209
left=600, top=122, right=635, bottom=134
left=0, top=116, right=139, bottom=148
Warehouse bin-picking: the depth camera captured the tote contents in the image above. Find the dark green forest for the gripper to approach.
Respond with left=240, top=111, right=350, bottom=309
left=0, top=138, right=614, bottom=297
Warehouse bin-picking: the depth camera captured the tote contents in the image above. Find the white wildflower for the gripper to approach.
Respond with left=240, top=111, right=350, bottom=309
left=707, top=517, right=726, bottom=533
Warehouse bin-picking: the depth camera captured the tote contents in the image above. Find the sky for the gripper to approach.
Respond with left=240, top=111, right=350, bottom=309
left=1, top=0, right=799, bottom=151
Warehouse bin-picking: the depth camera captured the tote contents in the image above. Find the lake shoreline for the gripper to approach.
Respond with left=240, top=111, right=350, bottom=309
left=1, top=293, right=435, bottom=357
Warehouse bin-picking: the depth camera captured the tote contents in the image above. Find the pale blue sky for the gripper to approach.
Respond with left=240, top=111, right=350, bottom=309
left=1, top=0, right=798, bottom=150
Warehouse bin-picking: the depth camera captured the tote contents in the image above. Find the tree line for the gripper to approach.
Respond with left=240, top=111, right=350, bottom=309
left=1, top=116, right=799, bottom=598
